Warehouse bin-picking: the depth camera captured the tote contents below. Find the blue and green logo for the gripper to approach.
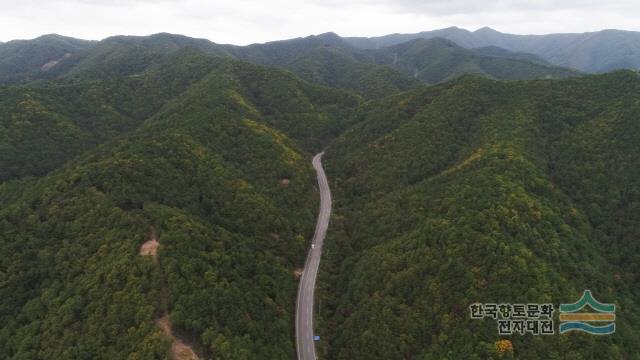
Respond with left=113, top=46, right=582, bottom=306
left=559, top=290, right=615, bottom=335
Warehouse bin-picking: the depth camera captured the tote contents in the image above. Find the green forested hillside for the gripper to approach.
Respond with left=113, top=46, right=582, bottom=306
left=0, top=34, right=94, bottom=83
left=0, top=47, right=211, bottom=181
left=283, top=46, right=421, bottom=99
left=59, top=33, right=231, bottom=81
left=223, top=33, right=422, bottom=99
left=0, top=50, right=360, bottom=359
left=0, top=47, right=358, bottom=182
left=319, top=71, right=640, bottom=359
left=0, top=33, right=232, bottom=84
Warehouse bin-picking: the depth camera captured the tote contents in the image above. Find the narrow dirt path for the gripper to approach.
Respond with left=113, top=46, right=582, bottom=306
left=140, top=228, right=199, bottom=360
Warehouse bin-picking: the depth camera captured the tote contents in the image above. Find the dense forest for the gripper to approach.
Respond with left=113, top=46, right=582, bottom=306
left=318, top=71, right=640, bottom=359
left=0, top=47, right=360, bottom=359
left=1, top=30, right=639, bottom=359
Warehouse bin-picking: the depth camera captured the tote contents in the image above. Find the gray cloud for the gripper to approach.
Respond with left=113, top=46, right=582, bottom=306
left=363, top=0, right=640, bottom=15
left=0, top=0, right=639, bottom=44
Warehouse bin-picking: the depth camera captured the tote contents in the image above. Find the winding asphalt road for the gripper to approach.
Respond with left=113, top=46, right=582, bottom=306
left=296, top=152, right=332, bottom=360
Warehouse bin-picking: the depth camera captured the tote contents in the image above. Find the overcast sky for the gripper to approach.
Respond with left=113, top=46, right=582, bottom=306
left=1, top=0, right=640, bottom=44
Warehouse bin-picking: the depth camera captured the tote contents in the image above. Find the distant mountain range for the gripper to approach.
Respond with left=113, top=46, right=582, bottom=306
left=346, top=26, right=640, bottom=73
left=5, top=27, right=640, bottom=80
left=0, top=31, right=582, bottom=98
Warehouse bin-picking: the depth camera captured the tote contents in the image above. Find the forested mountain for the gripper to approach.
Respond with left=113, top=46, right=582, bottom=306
left=0, top=33, right=232, bottom=84
left=54, top=33, right=230, bottom=81
left=317, top=71, right=640, bottom=359
left=0, top=34, right=94, bottom=83
left=0, top=32, right=420, bottom=99
left=364, top=37, right=578, bottom=83
left=0, top=47, right=231, bottom=181
left=0, top=32, right=578, bottom=98
left=215, top=32, right=576, bottom=90
left=0, top=48, right=360, bottom=359
left=346, top=26, right=640, bottom=73
left=223, top=33, right=423, bottom=99
left=4, top=27, right=640, bottom=87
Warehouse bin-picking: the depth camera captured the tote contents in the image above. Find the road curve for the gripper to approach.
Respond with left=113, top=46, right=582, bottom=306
left=296, top=152, right=332, bottom=360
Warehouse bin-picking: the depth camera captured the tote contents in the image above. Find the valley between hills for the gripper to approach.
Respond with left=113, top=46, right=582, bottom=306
left=1, top=29, right=639, bottom=359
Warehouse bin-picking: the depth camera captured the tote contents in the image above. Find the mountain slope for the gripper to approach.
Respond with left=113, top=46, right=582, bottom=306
left=224, top=32, right=577, bottom=93
left=223, top=33, right=422, bottom=99
left=0, top=33, right=229, bottom=84
left=0, top=47, right=233, bottom=182
left=60, top=33, right=230, bottom=80
left=0, top=52, right=360, bottom=359
left=473, top=45, right=551, bottom=65
left=0, top=34, right=94, bottom=83
left=365, top=37, right=578, bottom=84
left=318, top=71, right=640, bottom=359
left=284, top=46, right=421, bottom=99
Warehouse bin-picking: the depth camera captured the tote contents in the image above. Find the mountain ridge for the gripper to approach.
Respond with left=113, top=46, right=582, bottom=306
left=345, top=27, right=640, bottom=72
left=0, top=31, right=579, bottom=97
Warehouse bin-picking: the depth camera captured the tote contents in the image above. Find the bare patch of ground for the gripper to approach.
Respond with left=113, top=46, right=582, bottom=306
left=140, top=228, right=159, bottom=257
left=157, top=315, right=199, bottom=360
left=140, top=238, right=159, bottom=256
left=40, top=53, right=71, bottom=71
